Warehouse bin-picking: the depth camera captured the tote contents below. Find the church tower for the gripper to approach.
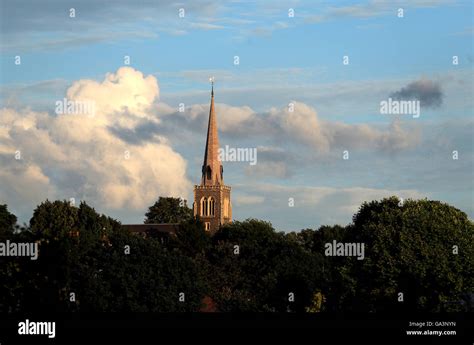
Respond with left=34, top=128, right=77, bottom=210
left=193, top=82, right=232, bottom=233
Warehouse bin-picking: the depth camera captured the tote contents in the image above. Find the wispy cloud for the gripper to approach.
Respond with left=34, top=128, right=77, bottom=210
left=304, top=0, right=455, bottom=23
left=0, top=0, right=224, bottom=52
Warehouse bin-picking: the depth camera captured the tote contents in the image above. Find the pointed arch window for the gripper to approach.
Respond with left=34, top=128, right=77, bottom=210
left=200, top=197, right=208, bottom=217
left=208, top=197, right=215, bottom=217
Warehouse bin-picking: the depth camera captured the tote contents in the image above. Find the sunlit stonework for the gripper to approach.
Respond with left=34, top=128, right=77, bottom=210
left=193, top=82, right=232, bottom=233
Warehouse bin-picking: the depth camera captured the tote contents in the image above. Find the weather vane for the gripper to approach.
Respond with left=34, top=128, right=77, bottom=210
left=209, top=76, right=215, bottom=95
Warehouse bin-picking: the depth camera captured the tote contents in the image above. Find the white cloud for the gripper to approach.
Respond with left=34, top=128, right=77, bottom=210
left=172, top=100, right=420, bottom=154
left=67, top=67, right=160, bottom=122
left=173, top=102, right=253, bottom=130
left=0, top=67, right=191, bottom=217
left=0, top=163, right=52, bottom=207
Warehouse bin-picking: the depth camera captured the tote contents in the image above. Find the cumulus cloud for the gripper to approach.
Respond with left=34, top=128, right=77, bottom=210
left=163, top=102, right=255, bottom=135
left=390, top=79, right=443, bottom=108
left=168, top=100, right=420, bottom=154
left=326, top=119, right=421, bottom=153
left=154, top=100, right=420, bottom=185
left=67, top=67, right=160, bottom=123
left=267, top=102, right=421, bottom=153
left=0, top=67, right=191, bottom=216
left=269, top=102, right=330, bottom=152
left=0, top=161, right=53, bottom=212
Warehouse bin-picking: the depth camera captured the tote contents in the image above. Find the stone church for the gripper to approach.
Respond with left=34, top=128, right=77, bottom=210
left=124, top=84, right=231, bottom=236
left=193, top=83, right=232, bottom=233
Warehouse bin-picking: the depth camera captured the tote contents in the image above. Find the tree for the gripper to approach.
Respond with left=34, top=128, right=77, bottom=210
left=1, top=196, right=471, bottom=314
left=30, top=200, right=78, bottom=240
left=1, top=199, right=207, bottom=313
left=343, top=197, right=474, bottom=312
left=22, top=200, right=116, bottom=312
left=0, top=204, right=17, bottom=239
left=172, top=218, right=210, bottom=257
left=289, top=225, right=351, bottom=312
left=96, top=229, right=206, bottom=312
left=144, top=197, right=193, bottom=224
left=208, top=219, right=322, bottom=312
left=0, top=205, right=21, bottom=312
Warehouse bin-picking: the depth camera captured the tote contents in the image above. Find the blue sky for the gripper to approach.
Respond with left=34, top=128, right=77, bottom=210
left=0, top=0, right=473, bottom=231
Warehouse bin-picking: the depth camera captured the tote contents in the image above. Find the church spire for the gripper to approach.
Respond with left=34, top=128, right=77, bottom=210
left=193, top=79, right=232, bottom=233
left=202, top=78, right=223, bottom=186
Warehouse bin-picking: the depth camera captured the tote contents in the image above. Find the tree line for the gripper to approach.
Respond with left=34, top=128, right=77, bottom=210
left=0, top=196, right=472, bottom=313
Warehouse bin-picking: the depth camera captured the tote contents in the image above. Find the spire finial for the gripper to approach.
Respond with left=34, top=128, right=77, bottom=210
left=209, top=76, right=214, bottom=96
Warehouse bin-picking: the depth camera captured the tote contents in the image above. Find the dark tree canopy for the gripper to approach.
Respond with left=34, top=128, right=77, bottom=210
left=0, top=204, right=17, bottom=239
left=30, top=200, right=79, bottom=240
left=144, top=197, right=193, bottom=224
left=345, top=197, right=474, bottom=312
left=1, top=200, right=206, bottom=313
left=0, top=196, right=472, bottom=313
left=207, top=219, right=321, bottom=312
